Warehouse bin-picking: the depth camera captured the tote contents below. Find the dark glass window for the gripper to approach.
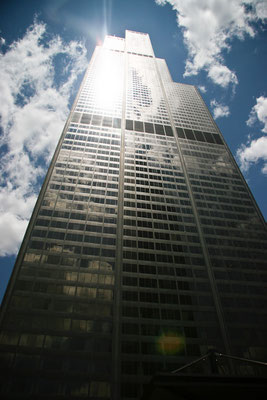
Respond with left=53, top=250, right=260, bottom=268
left=84, top=235, right=101, bottom=244
left=101, top=248, right=115, bottom=257
left=122, top=323, right=139, bottom=335
left=139, top=278, right=157, bottom=288
left=113, top=118, right=121, bottom=128
left=65, top=233, right=82, bottom=241
left=203, top=131, right=214, bottom=143
left=140, top=307, right=160, bottom=319
left=46, top=255, right=60, bottom=265
left=135, top=121, right=144, bottom=132
left=82, top=247, right=100, bottom=256
left=144, top=122, right=154, bottom=133
left=126, top=120, right=133, bottom=130
left=36, top=219, right=50, bottom=227
left=139, top=265, right=156, bottom=274
left=121, top=361, right=139, bottom=374
left=91, top=115, right=102, bottom=125
left=102, top=117, right=112, bottom=127
left=72, top=112, right=81, bottom=123
left=176, top=127, right=185, bottom=138
left=123, top=263, right=138, bottom=273
left=121, top=383, right=138, bottom=397
left=187, top=343, right=200, bottom=356
left=194, top=130, right=205, bottom=142
left=213, top=133, right=223, bottom=145
left=48, top=231, right=65, bottom=240
left=160, top=293, right=179, bottom=304
left=122, top=306, right=139, bottom=317
left=163, top=125, right=172, bottom=136
left=155, top=124, right=164, bottom=135
left=161, top=309, right=180, bottom=320
left=122, top=291, right=138, bottom=301
left=123, top=276, right=138, bottom=286
left=180, top=295, right=192, bottom=305
left=184, top=129, right=195, bottom=140
left=139, top=292, right=159, bottom=303
left=159, top=279, right=176, bottom=289
left=32, top=229, right=46, bottom=238
left=184, top=326, right=198, bottom=338
left=80, top=113, right=91, bottom=124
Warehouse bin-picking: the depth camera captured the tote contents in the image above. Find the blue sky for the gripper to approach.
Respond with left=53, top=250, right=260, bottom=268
left=0, top=0, right=266, bottom=302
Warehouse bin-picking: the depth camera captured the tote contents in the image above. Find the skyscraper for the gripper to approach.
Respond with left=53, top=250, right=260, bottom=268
left=0, top=30, right=266, bottom=399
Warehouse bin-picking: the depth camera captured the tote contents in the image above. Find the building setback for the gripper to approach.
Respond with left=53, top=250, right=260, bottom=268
left=0, top=30, right=266, bottom=399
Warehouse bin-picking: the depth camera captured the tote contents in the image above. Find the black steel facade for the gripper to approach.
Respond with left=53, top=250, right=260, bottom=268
left=0, top=31, right=266, bottom=399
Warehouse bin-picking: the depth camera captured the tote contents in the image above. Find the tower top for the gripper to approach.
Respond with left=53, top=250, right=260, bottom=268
left=103, top=30, right=154, bottom=56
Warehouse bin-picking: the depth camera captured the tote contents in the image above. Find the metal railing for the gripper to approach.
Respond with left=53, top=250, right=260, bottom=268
left=171, top=349, right=267, bottom=377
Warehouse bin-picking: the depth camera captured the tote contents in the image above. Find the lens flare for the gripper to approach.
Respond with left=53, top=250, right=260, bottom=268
left=156, top=331, right=185, bottom=355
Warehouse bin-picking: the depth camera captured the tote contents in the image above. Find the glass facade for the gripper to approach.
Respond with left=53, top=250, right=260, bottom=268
left=0, top=30, right=266, bottom=399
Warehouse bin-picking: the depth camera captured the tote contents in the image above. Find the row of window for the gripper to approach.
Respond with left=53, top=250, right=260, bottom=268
left=29, top=240, right=116, bottom=258
left=123, top=240, right=201, bottom=254
left=121, top=341, right=200, bottom=356
left=0, top=330, right=112, bottom=352
left=124, top=218, right=197, bottom=233
left=1, top=376, right=111, bottom=397
left=189, top=171, right=243, bottom=186
left=208, top=246, right=266, bottom=260
left=72, top=112, right=122, bottom=128
left=211, top=185, right=252, bottom=199
left=34, top=221, right=116, bottom=234
left=122, top=323, right=197, bottom=338
left=36, top=219, right=116, bottom=234
left=50, top=184, right=118, bottom=199
left=125, top=119, right=173, bottom=136
left=122, top=277, right=203, bottom=291
left=205, top=236, right=265, bottom=250
left=197, top=201, right=255, bottom=215
left=61, top=143, right=120, bottom=153
left=199, top=209, right=255, bottom=222
left=122, top=294, right=215, bottom=313
left=24, top=254, right=115, bottom=274
left=49, top=185, right=119, bottom=202
left=194, top=193, right=252, bottom=207
left=124, top=201, right=192, bottom=214
left=123, top=229, right=199, bottom=242
left=211, top=257, right=266, bottom=271
left=124, top=210, right=194, bottom=223
left=14, top=280, right=114, bottom=300
left=122, top=263, right=205, bottom=278
left=40, top=208, right=117, bottom=221
left=123, top=251, right=204, bottom=265
left=64, top=134, right=121, bottom=147
left=176, top=127, right=223, bottom=145
left=204, top=225, right=264, bottom=241
left=20, top=262, right=114, bottom=278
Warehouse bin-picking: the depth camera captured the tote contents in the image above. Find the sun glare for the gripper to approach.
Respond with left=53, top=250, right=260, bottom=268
left=156, top=331, right=185, bottom=355
left=94, top=51, right=123, bottom=110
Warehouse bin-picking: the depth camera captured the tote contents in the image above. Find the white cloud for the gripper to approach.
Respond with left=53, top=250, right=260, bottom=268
left=208, top=64, right=238, bottom=89
left=0, top=20, right=87, bottom=256
left=237, top=136, right=267, bottom=174
left=156, top=0, right=267, bottom=88
left=237, top=96, right=267, bottom=175
left=210, top=99, right=230, bottom=119
left=246, top=96, right=267, bottom=133
left=198, top=85, right=207, bottom=93
left=0, top=212, right=29, bottom=258
left=255, top=1, right=267, bottom=19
